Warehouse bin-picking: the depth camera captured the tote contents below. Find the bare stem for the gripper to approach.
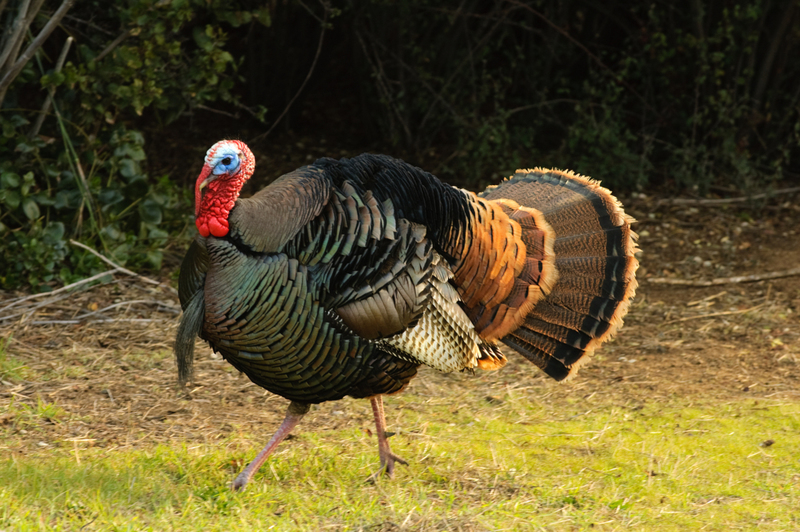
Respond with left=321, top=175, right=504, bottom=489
left=0, top=0, right=75, bottom=104
left=28, top=35, right=73, bottom=138
left=250, top=0, right=330, bottom=143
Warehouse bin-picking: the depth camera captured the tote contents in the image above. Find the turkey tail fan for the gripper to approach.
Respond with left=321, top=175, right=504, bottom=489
left=480, top=168, right=639, bottom=381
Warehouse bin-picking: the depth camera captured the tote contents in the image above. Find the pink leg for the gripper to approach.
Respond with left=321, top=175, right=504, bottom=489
left=231, top=401, right=309, bottom=491
left=368, top=395, right=408, bottom=481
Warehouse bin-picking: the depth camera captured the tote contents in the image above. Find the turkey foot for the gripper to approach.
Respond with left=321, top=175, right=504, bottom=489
left=231, top=401, right=309, bottom=491
left=368, top=395, right=408, bottom=482
left=368, top=447, right=409, bottom=482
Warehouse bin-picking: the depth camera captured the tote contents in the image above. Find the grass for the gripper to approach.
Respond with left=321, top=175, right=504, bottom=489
left=0, top=337, right=27, bottom=383
left=1, top=390, right=798, bottom=531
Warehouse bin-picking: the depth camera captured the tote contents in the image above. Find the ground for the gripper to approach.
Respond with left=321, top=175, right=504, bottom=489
left=1, top=188, right=799, bottom=530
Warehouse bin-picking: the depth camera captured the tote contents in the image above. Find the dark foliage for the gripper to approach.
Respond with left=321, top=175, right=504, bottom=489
left=1, top=0, right=798, bottom=290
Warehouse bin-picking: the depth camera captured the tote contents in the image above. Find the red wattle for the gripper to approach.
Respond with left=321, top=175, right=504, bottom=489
left=196, top=219, right=210, bottom=237
left=208, top=217, right=229, bottom=237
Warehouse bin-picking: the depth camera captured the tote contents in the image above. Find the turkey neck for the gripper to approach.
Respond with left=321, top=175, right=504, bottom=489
left=227, top=167, right=331, bottom=253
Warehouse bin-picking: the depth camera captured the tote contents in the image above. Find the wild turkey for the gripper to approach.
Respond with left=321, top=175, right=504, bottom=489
left=175, top=139, right=638, bottom=490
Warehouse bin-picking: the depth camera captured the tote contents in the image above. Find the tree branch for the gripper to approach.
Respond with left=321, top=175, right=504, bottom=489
left=506, top=0, right=658, bottom=116
left=0, top=0, right=32, bottom=72
left=28, top=35, right=73, bottom=138
left=0, top=0, right=75, bottom=104
left=92, top=28, right=131, bottom=64
left=250, top=1, right=330, bottom=143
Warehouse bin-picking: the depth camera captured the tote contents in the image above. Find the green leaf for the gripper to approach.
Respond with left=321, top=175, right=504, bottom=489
left=15, top=142, right=36, bottom=154
left=138, top=198, right=162, bottom=224
left=2, top=121, right=15, bottom=138
left=253, top=7, right=272, bottom=27
left=4, top=190, right=20, bottom=209
left=1, top=172, right=20, bottom=188
left=113, top=140, right=147, bottom=161
left=42, top=222, right=65, bottom=245
left=54, top=190, right=73, bottom=210
left=21, top=172, right=34, bottom=196
left=119, top=159, right=141, bottom=179
left=146, top=250, right=163, bottom=268
left=101, top=224, right=122, bottom=241
left=193, top=26, right=213, bottom=52
left=148, top=227, right=169, bottom=240
left=41, top=71, right=66, bottom=87
left=22, top=198, right=41, bottom=220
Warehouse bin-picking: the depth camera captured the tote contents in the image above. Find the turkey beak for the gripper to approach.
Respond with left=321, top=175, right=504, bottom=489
left=198, top=168, right=217, bottom=191
left=195, top=164, right=216, bottom=216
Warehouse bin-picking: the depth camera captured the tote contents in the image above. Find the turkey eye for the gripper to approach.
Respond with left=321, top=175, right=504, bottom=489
left=221, top=157, right=232, bottom=166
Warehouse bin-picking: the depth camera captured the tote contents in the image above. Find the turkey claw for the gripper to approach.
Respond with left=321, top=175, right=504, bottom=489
left=231, top=472, right=249, bottom=492
left=368, top=451, right=408, bottom=483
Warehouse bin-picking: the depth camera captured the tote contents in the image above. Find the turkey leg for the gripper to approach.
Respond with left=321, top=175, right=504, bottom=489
left=368, top=395, right=408, bottom=481
left=232, top=401, right=310, bottom=491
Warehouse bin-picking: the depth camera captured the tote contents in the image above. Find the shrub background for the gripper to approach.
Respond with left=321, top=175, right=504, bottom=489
left=1, top=0, right=798, bottom=290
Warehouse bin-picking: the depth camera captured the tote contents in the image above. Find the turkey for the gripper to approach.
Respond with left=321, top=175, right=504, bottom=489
left=175, top=139, right=638, bottom=490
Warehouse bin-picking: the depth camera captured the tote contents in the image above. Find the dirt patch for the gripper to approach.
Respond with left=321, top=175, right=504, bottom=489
left=1, top=195, right=799, bottom=456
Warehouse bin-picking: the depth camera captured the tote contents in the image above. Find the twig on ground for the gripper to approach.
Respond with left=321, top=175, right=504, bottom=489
left=28, top=318, right=172, bottom=325
left=0, top=269, right=118, bottom=316
left=1, top=242, right=178, bottom=327
left=69, top=239, right=177, bottom=294
left=75, top=300, right=179, bottom=321
left=663, top=303, right=767, bottom=325
left=686, top=291, right=727, bottom=307
left=0, top=290, right=85, bottom=323
left=648, top=267, right=800, bottom=287
left=656, top=186, right=800, bottom=206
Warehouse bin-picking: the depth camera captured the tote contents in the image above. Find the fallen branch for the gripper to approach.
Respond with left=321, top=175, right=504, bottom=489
left=1, top=242, right=178, bottom=326
left=28, top=318, right=172, bottom=325
left=69, top=239, right=177, bottom=294
left=0, top=268, right=118, bottom=316
left=648, top=267, right=800, bottom=286
left=75, top=299, right=179, bottom=321
left=657, top=186, right=800, bottom=206
left=664, top=303, right=767, bottom=325
left=0, top=290, right=89, bottom=323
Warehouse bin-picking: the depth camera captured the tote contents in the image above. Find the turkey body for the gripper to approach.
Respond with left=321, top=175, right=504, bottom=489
left=176, top=141, right=638, bottom=489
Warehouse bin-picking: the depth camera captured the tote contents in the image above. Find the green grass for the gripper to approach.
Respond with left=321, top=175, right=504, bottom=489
left=1, top=394, right=798, bottom=531
left=0, top=336, right=27, bottom=383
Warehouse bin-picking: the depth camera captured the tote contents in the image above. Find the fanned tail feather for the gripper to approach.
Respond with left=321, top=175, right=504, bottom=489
left=481, top=168, right=639, bottom=381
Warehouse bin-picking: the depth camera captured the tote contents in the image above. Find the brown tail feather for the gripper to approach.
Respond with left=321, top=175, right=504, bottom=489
left=480, top=168, right=638, bottom=381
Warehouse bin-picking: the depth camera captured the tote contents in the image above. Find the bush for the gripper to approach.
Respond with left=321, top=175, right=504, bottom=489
left=2, top=0, right=799, bottom=291
left=349, top=0, right=800, bottom=190
left=0, top=0, right=270, bottom=290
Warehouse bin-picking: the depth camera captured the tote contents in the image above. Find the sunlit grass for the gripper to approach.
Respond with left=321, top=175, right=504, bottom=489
left=2, top=392, right=798, bottom=531
left=0, top=336, right=27, bottom=383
